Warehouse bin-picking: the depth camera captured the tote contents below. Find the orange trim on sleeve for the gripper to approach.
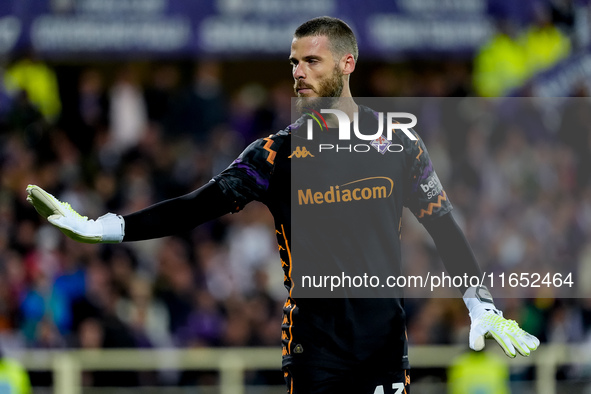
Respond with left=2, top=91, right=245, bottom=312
left=280, top=223, right=295, bottom=355
left=263, top=137, right=277, bottom=165
left=417, top=191, right=447, bottom=219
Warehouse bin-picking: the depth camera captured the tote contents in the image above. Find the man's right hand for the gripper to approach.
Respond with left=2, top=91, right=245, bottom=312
left=26, top=185, right=124, bottom=244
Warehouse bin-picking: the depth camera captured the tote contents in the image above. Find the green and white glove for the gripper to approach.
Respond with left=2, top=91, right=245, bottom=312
left=26, top=184, right=124, bottom=244
left=463, top=286, right=540, bottom=358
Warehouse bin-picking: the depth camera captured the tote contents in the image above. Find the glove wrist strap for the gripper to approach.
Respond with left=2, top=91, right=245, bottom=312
left=463, top=285, right=495, bottom=311
left=98, top=213, right=125, bottom=243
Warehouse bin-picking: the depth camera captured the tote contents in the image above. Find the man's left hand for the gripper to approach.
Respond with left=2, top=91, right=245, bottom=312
left=464, top=286, right=540, bottom=358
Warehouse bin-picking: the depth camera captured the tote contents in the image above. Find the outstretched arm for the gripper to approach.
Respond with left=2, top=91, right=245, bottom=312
left=27, top=133, right=281, bottom=243
left=123, top=181, right=235, bottom=241
left=26, top=181, right=236, bottom=243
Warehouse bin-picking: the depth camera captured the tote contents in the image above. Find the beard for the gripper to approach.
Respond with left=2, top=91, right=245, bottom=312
left=295, top=65, right=344, bottom=114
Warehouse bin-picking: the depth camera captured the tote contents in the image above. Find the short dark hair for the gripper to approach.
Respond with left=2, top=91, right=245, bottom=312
left=294, top=16, right=358, bottom=62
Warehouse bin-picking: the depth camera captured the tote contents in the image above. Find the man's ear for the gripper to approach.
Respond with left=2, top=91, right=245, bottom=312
left=341, top=53, right=355, bottom=75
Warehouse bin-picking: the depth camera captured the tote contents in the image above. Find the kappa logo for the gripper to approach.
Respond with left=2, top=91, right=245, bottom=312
left=289, top=146, right=315, bottom=158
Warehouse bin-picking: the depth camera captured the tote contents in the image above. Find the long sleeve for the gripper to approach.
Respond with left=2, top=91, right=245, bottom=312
left=422, top=212, right=482, bottom=294
left=122, top=181, right=235, bottom=241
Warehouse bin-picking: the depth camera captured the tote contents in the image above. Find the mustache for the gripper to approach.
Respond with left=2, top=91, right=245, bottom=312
left=294, top=82, right=314, bottom=91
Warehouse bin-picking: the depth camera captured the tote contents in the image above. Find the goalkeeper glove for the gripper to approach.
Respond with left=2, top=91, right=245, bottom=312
left=26, top=184, right=124, bottom=244
left=463, top=286, right=540, bottom=358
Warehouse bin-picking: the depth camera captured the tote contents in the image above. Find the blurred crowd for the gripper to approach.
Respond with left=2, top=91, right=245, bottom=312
left=1, top=3, right=590, bottom=389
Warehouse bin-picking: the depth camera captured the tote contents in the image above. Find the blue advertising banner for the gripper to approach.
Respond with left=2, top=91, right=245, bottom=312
left=526, top=46, right=591, bottom=97
left=0, top=0, right=547, bottom=58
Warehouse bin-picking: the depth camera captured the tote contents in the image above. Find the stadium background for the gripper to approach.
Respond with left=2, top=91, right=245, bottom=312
left=1, top=0, right=591, bottom=392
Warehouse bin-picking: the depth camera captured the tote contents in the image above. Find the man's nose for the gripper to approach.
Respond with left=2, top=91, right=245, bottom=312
left=293, top=64, right=305, bottom=79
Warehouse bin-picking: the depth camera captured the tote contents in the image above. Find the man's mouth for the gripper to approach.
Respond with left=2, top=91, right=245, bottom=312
left=296, top=83, right=314, bottom=95
left=297, top=88, right=313, bottom=95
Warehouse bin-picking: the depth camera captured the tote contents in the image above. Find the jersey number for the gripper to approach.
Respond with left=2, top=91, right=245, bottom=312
left=373, top=383, right=404, bottom=394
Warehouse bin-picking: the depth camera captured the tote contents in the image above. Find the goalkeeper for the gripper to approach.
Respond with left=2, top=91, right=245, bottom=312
left=27, top=16, right=539, bottom=394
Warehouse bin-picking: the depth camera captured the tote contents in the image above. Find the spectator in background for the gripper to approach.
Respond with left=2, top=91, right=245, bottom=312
left=115, top=276, right=172, bottom=348
left=448, top=351, right=510, bottom=394
left=19, top=225, right=69, bottom=345
left=174, top=61, right=226, bottom=142
left=153, top=238, right=195, bottom=337
left=229, top=83, right=272, bottom=141
left=3, top=52, right=61, bottom=123
left=473, top=18, right=529, bottom=97
left=0, top=348, right=32, bottom=394
left=521, top=2, right=571, bottom=76
left=176, top=289, right=224, bottom=347
left=64, top=69, right=109, bottom=156
left=144, top=64, right=181, bottom=135
left=0, top=251, right=25, bottom=334
left=4, top=90, right=44, bottom=140
left=108, top=65, right=148, bottom=158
